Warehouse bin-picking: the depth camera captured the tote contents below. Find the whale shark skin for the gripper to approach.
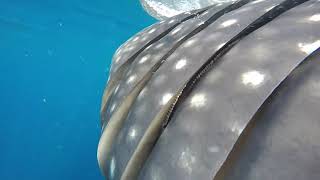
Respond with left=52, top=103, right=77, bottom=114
left=98, top=0, right=320, bottom=179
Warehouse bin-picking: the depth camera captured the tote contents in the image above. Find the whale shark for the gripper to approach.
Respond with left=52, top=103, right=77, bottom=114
left=98, top=0, right=320, bottom=179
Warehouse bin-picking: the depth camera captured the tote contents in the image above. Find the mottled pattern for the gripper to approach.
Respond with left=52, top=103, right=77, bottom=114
left=99, top=0, right=320, bottom=179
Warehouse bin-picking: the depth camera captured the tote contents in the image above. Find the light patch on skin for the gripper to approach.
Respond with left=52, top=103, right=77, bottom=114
left=241, top=70, right=265, bottom=87
left=110, top=157, right=116, bottom=179
left=169, top=19, right=176, bottom=24
left=190, top=93, right=207, bottom=108
left=127, top=75, right=137, bottom=84
left=138, top=87, right=148, bottom=100
left=142, top=36, right=148, bottom=41
left=309, top=14, right=320, bottom=22
left=208, top=146, right=220, bottom=153
left=220, top=19, right=237, bottom=27
left=153, top=74, right=167, bottom=86
left=155, top=43, right=165, bottom=49
left=110, top=103, right=117, bottom=113
left=148, top=28, right=156, bottom=34
left=115, top=56, right=121, bottom=63
left=127, top=46, right=135, bottom=51
left=132, top=36, right=139, bottom=42
left=175, top=59, right=187, bottom=70
left=252, top=0, right=265, bottom=4
left=230, top=121, right=244, bottom=136
left=202, top=11, right=209, bottom=16
left=129, top=128, right=137, bottom=139
left=298, top=40, right=320, bottom=54
left=177, top=147, right=196, bottom=174
left=197, top=21, right=205, bottom=26
left=139, top=55, right=150, bottom=64
left=265, top=5, right=275, bottom=12
left=114, top=84, right=120, bottom=93
left=161, top=93, right=173, bottom=105
left=171, top=26, right=182, bottom=35
left=150, top=164, right=163, bottom=180
left=184, top=39, right=196, bottom=48
left=216, top=43, right=226, bottom=51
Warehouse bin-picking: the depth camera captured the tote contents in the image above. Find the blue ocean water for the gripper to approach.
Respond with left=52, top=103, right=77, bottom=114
left=0, top=0, right=155, bottom=179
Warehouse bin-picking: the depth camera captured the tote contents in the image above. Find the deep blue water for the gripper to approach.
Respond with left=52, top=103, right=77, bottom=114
left=0, top=0, right=155, bottom=179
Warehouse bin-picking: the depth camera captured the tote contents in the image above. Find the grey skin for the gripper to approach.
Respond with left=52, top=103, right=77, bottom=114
left=98, top=0, right=320, bottom=179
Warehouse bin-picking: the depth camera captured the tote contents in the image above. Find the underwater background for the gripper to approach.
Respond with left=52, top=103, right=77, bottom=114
left=0, top=0, right=155, bottom=179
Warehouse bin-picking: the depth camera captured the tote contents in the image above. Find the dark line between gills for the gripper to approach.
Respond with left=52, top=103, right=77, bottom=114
left=100, top=7, right=210, bottom=124
left=120, top=0, right=311, bottom=179
left=213, top=47, right=320, bottom=180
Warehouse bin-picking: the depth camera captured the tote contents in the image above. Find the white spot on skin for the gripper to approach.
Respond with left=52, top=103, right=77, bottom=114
left=110, top=157, right=116, bottom=179
left=197, top=21, right=205, bottom=26
left=139, top=55, right=150, bottom=64
left=127, top=46, right=135, bottom=51
left=139, top=87, right=147, bottom=98
left=216, top=43, right=226, bottom=50
left=144, top=46, right=151, bottom=51
left=202, top=11, right=209, bottom=16
left=221, top=19, right=237, bottom=27
left=155, top=43, right=165, bottom=49
left=298, top=40, right=320, bottom=54
left=129, top=128, right=137, bottom=139
left=208, top=146, right=220, bottom=153
left=242, top=70, right=265, bottom=87
left=171, top=27, right=182, bottom=35
left=177, top=147, right=196, bottom=174
left=43, top=98, right=47, bottom=103
left=133, top=36, right=139, bottom=42
left=175, top=59, right=187, bottom=70
left=127, top=75, right=136, bottom=84
left=142, top=36, right=148, bottom=41
left=190, top=93, right=207, bottom=108
left=148, top=28, right=156, bottom=34
left=115, top=56, right=121, bottom=63
left=252, top=0, right=265, bottom=4
left=265, top=5, right=275, bottom=12
left=184, top=39, right=196, bottom=47
left=309, top=14, right=320, bottom=22
left=169, top=19, right=176, bottom=24
left=231, top=121, right=244, bottom=135
left=161, top=93, right=173, bottom=105
left=110, top=103, right=116, bottom=112
left=114, top=84, right=120, bottom=93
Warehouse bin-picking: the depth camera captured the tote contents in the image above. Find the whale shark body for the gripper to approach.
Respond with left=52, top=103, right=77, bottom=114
left=98, top=0, right=320, bottom=179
